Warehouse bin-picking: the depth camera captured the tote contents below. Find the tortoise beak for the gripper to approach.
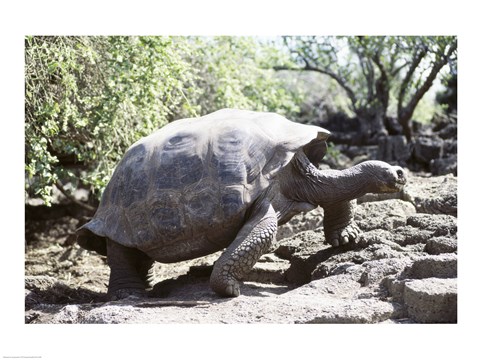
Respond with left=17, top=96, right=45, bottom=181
left=392, top=166, right=407, bottom=189
left=378, top=165, right=407, bottom=193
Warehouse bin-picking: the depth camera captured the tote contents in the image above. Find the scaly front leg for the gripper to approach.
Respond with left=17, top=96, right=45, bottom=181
left=322, top=200, right=360, bottom=247
left=210, top=202, right=277, bottom=297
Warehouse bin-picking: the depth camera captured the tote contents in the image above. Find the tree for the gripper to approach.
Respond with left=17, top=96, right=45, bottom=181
left=177, top=36, right=302, bottom=118
left=277, top=36, right=457, bottom=143
left=436, top=62, right=457, bottom=115
left=25, top=36, right=301, bottom=206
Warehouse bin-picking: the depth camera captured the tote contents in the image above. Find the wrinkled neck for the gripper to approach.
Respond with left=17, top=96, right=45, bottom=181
left=283, top=151, right=374, bottom=206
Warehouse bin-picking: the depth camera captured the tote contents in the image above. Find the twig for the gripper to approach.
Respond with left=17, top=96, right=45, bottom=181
left=55, top=181, right=97, bottom=213
left=78, top=299, right=210, bottom=309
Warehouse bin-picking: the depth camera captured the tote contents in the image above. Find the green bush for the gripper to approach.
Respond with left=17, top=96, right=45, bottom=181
left=180, top=37, right=302, bottom=118
left=25, top=36, right=301, bottom=206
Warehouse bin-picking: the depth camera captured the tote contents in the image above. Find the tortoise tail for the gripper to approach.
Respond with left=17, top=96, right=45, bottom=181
left=76, top=226, right=107, bottom=256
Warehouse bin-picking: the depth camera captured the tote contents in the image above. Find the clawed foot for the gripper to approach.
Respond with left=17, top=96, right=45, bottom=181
left=326, top=222, right=361, bottom=247
left=210, top=274, right=241, bottom=298
left=108, top=288, right=147, bottom=301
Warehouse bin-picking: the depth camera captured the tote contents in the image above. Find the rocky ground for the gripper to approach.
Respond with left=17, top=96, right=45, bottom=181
left=24, top=171, right=457, bottom=324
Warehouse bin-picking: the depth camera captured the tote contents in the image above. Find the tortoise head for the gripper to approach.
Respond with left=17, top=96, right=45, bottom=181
left=361, top=160, right=407, bottom=193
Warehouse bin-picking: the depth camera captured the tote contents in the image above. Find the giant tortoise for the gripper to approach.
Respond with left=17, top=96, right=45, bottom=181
left=77, top=109, right=406, bottom=298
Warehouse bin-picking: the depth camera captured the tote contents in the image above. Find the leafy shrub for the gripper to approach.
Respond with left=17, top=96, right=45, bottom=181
left=25, top=36, right=301, bottom=205
left=179, top=37, right=302, bottom=118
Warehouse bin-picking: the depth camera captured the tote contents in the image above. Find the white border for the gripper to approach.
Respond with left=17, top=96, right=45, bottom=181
left=2, top=1, right=478, bottom=359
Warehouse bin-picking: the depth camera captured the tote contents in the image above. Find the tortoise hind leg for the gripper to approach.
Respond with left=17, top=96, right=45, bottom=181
left=137, top=257, right=155, bottom=289
left=210, top=202, right=277, bottom=297
left=106, top=239, right=154, bottom=300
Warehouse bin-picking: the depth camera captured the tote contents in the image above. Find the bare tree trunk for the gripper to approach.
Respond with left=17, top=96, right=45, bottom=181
left=398, top=110, right=414, bottom=141
left=355, top=106, right=388, bottom=145
left=397, top=40, right=457, bottom=142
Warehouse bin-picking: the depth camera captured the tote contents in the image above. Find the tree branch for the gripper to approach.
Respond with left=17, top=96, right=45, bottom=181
left=355, top=47, right=375, bottom=103
left=401, top=40, right=457, bottom=121
left=397, top=48, right=427, bottom=117
left=391, top=62, right=410, bottom=77
left=274, top=55, right=359, bottom=113
left=372, top=50, right=390, bottom=112
left=397, top=39, right=457, bottom=142
left=55, top=180, right=97, bottom=213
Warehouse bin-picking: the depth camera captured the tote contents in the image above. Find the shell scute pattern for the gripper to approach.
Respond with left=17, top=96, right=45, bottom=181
left=122, top=167, right=149, bottom=206
left=128, top=208, right=154, bottom=244
left=245, top=138, right=271, bottom=183
left=147, top=192, right=187, bottom=238
left=154, top=133, right=204, bottom=190
left=184, top=184, right=220, bottom=226
left=212, top=129, right=248, bottom=185
left=102, top=144, right=148, bottom=207
left=221, top=186, right=245, bottom=218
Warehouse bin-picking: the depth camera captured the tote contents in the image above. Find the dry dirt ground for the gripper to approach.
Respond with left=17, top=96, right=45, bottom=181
left=24, top=172, right=457, bottom=324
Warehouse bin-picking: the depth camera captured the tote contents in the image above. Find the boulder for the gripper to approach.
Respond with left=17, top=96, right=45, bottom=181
left=403, top=278, right=457, bottom=323
left=412, top=136, right=444, bottom=164
left=430, top=156, right=457, bottom=176
left=358, top=258, right=413, bottom=286
left=438, top=123, right=457, bottom=140
left=277, top=207, right=323, bottom=240
left=404, top=254, right=457, bottom=279
left=402, top=174, right=457, bottom=216
left=406, top=213, right=457, bottom=236
left=392, top=225, right=435, bottom=246
left=377, top=135, right=412, bottom=165
left=425, top=236, right=457, bottom=255
left=355, top=199, right=416, bottom=231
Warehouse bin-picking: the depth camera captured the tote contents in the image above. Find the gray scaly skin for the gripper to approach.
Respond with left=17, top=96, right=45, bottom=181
left=209, top=151, right=406, bottom=297
left=210, top=203, right=277, bottom=297
left=276, top=151, right=407, bottom=246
